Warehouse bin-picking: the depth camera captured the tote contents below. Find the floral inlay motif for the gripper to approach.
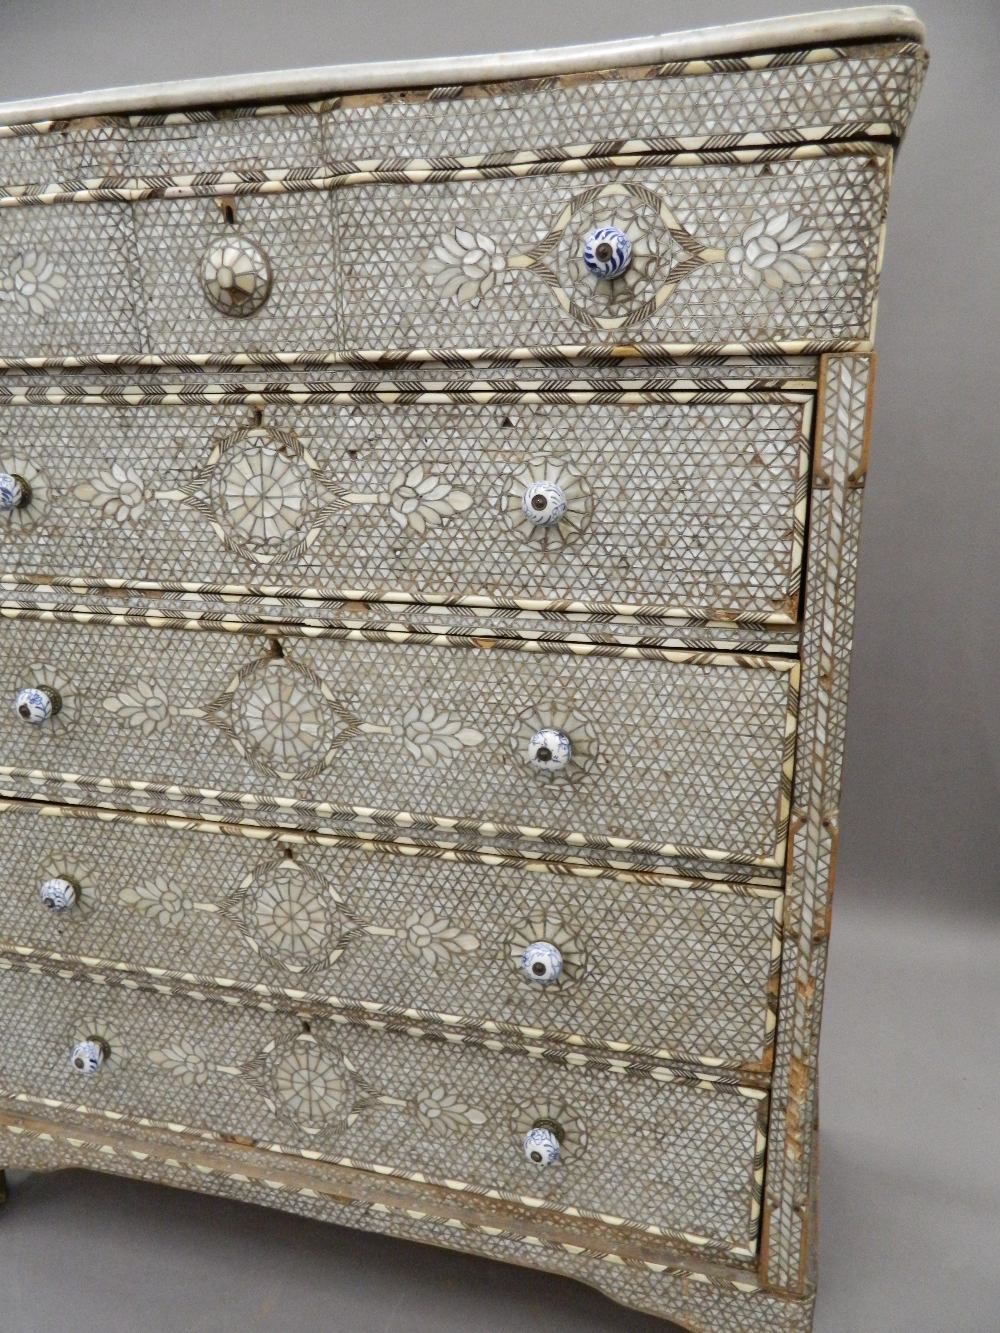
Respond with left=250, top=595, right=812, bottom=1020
left=411, top=1087, right=488, bottom=1133
left=344, top=464, right=473, bottom=537
left=420, top=228, right=514, bottom=306
left=118, top=878, right=189, bottom=928
left=0, top=251, right=67, bottom=315
left=151, top=1030, right=489, bottom=1145
left=102, top=679, right=174, bottom=736
left=726, top=210, right=828, bottom=291
left=424, top=182, right=725, bottom=332
left=500, top=456, right=592, bottom=553
left=149, top=1040, right=214, bottom=1087
left=172, top=425, right=346, bottom=566
left=74, top=465, right=153, bottom=525
left=396, top=703, right=484, bottom=766
left=399, top=909, right=479, bottom=966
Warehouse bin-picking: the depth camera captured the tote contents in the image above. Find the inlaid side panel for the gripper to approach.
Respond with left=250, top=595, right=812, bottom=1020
left=0, top=801, right=782, bottom=1070
left=0, top=964, right=767, bottom=1258
left=0, top=394, right=811, bottom=620
left=762, top=354, right=873, bottom=1293
left=0, top=618, right=798, bottom=866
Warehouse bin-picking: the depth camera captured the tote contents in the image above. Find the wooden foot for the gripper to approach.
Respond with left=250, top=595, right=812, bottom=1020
left=0, top=1171, right=7, bottom=1206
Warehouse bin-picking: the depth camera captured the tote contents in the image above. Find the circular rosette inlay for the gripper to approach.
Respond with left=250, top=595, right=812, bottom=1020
left=228, top=858, right=353, bottom=978
left=511, top=705, right=600, bottom=786
left=506, top=911, right=587, bottom=990
left=559, top=187, right=674, bottom=321
left=501, top=457, right=591, bottom=553
left=200, top=235, right=272, bottom=316
left=211, top=652, right=361, bottom=781
left=269, top=1035, right=356, bottom=1135
left=184, top=425, right=344, bottom=566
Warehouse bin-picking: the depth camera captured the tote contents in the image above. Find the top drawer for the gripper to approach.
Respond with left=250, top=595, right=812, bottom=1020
left=0, top=151, right=890, bottom=362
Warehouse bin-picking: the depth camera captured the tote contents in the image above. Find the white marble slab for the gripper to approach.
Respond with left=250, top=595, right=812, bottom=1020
left=0, top=5, right=925, bottom=127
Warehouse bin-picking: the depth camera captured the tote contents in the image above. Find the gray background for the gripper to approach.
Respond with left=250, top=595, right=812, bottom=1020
left=0, top=1, right=997, bottom=1329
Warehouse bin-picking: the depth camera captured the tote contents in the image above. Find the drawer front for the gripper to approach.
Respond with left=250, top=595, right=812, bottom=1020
left=0, top=394, right=811, bottom=621
left=1, top=151, right=888, bottom=362
left=0, top=964, right=767, bottom=1256
left=0, top=803, right=782, bottom=1069
left=0, top=618, right=797, bottom=866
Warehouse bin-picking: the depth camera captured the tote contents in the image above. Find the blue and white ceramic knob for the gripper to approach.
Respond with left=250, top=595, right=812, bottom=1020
left=520, top=940, right=564, bottom=986
left=521, top=479, right=567, bottom=527
left=523, top=1125, right=562, bottom=1166
left=39, top=877, right=78, bottom=912
left=70, top=1039, right=106, bottom=1076
left=15, top=686, right=60, bottom=724
left=582, top=225, right=633, bottom=279
left=0, top=471, right=29, bottom=512
left=39, top=879, right=78, bottom=911
left=527, top=728, right=572, bottom=773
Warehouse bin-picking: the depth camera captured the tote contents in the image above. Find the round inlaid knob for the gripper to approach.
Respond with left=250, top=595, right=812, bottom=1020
left=70, top=1038, right=106, bottom=1076
left=200, top=237, right=273, bottom=316
left=15, top=685, right=60, bottom=724
left=527, top=728, right=572, bottom=773
left=39, top=877, right=78, bottom=913
left=520, top=940, right=564, bottom=986
left=520, top=480, right=567, bottom=528
left=523, top=1123, right=563, bottom=1166
left=0, top=472, right=30, bottom=512
left=582, top=225, right=633, bottom=279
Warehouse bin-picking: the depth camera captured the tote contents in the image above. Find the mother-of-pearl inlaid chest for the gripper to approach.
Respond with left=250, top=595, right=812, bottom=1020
left=0, top=8, right=926, bottom=1329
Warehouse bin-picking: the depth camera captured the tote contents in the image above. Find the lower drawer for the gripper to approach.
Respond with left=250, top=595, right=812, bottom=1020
left=0, top=802, right=781, bottom=1070
left=0, top=965, right=767, bottom=1259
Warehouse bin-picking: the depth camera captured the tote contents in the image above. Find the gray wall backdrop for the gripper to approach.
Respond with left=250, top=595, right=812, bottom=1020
left=0, top=5, right=996, bottom=1333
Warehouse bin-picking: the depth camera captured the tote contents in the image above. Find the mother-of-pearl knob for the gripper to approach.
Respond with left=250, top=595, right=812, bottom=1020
left=200, top=236, right=273, bottom=316
left=523, top=1123, right=563, bottom=1166
left=0, top=472, right=30, bottom=512
left=520, top=940, right=564, bottom=986
left=15, top=686, right=60, bottom=724
left=70, top=1038, right=106, bottom=1076
left=527, top=728, right=572, bottom=773
left=582, top=225, right=633, bottom=279
left=521, top=480, right=567, bottom=527
left=39, top=877, right=78, bottom=912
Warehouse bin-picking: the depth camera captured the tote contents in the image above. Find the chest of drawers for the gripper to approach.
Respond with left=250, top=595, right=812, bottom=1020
left=0, top=9, right=926, bottom=1329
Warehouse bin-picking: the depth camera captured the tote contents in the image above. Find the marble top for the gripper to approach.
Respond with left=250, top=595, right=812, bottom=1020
left=0, top=6, right=925, bottom=127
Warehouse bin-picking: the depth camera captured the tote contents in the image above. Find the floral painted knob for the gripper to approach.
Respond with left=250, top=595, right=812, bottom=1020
left=520, top=480, right=567, bottom=528
left=582, top=226, right=632, bottom=279
left=70, top=1038, right=106, bottom=1076
left=520, top=940, right=564, bottom=986
left=200, top=236, right=273, bottom=316
left=527, top=728, right=572, bottom=774
left=15, top=685, right=60, bottom=724
left=0, top=472, right=30, bottom=512
left=39, top=877, right=78, bottom=912
left=523, top=1123, right=563, bottom=1166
